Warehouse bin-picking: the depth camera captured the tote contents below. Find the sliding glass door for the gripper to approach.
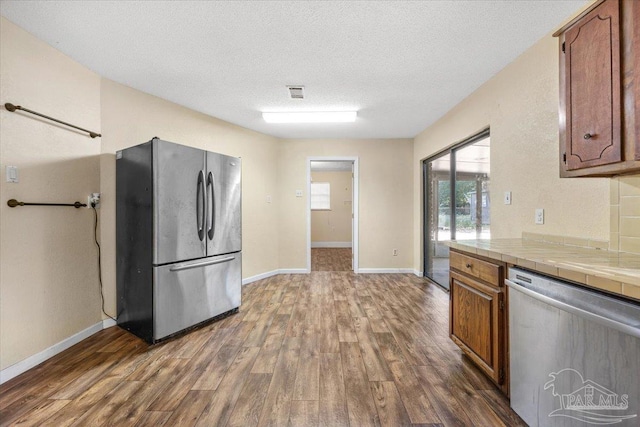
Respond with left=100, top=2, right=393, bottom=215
left=454, top=139, right=491, bottom=240
left=423, top=130, right=490, bottom=290
left=424, top=154, right=452, bottom=288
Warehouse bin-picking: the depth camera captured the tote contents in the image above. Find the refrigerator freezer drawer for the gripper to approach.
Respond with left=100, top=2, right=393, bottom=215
left=153, top=252, right=241, bottom=341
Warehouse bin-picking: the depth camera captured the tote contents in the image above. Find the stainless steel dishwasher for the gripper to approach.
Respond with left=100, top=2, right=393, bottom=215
left=506, top=267, right=640, bottom=426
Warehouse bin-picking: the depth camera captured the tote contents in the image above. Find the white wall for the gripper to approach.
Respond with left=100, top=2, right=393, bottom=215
left=0, top=17, right=102, bottom=370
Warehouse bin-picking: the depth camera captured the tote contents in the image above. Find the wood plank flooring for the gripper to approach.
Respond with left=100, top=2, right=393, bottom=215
left=311, top=248, right=352, bottom=271
left=0, top=273, right=525, bottom=426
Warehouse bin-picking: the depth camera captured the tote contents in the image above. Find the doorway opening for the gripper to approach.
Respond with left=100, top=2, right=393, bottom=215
left=307, top=157, right=359, bottom=273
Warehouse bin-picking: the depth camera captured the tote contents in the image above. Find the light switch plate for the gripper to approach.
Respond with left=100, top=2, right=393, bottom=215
left=504, top=191, right=511, bottom=205
left=6, top=165, right=18, bottom=183
left=535, top=208, right=544, bottom=225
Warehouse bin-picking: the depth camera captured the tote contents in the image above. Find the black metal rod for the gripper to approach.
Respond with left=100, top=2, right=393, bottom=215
left=4, top=102, right=101, bottom=138
left=7, top=199, right=87, bottom=208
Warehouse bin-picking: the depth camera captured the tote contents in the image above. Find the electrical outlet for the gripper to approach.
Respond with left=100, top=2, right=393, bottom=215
left=535, top=208, right=544, bottom=225
left=295, top=190, right=303, bottom=197
left=88, top=193, right=101, bottom=209
left=266, top=195, right=272, bottom=204
left=392, top=249, right=398, bottom=256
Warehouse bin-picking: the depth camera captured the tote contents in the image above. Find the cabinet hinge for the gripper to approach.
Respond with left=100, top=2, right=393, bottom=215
left=563, top=152, right=567, bottom=164
left=499, top=300, right=505, bottom=310
left=562, top=42, right=565, bottom=53
left=499, top=368, right=505, bottom=382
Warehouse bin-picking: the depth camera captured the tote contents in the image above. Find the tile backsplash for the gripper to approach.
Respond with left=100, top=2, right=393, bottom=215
left=611, top=175, right=640, bottom=254
left=521, top=232, right=609, bottom=249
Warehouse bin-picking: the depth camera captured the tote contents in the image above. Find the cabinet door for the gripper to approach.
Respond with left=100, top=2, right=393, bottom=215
left=565, top=0, right=622, bottom=170
left=450, top=271, right=504, bottom=384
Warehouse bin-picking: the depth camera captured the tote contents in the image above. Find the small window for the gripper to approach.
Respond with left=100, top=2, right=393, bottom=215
left=311, top=182, right=330, bottom=210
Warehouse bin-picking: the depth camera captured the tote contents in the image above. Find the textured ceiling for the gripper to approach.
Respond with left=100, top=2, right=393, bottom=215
left=0, top=1, right=587, bottom=139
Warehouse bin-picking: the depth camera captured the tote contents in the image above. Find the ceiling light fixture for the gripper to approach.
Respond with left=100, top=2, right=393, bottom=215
left=262, top=111, right=357, bottom=123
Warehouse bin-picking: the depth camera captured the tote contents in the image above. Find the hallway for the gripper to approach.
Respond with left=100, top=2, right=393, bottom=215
left=311, top=248, right=352, bottom=272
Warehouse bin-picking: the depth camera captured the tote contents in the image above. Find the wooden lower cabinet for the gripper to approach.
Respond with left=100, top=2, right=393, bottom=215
left=449, top=250, right=508, bottom=395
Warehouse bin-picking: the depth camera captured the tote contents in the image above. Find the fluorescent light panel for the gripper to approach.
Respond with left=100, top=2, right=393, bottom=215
left=262, top=111, right=357, bottom=123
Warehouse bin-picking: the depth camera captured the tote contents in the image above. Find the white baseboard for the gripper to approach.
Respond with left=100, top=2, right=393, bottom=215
left=242, top=269, right=280, bottom=285
left=358, top=268, right=416, bottom=274
left=244, top=268, right=413, bottom=277
left=0, top=320, right=104, bottom=385
left=311, top=241, right=352, bottom=248
left=242, top=269, right=309, bottom=285
left=103, top=318, right=117, bottom=328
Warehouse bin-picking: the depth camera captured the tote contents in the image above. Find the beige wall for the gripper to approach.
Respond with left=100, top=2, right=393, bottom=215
left=413, top=32, right=610, bottom=273
left=0, top=17, right=280, bottom=372
left=0, top=18, right=102, bottom=370
left=100, top=79, right=281, bottom=317
left=278, top=139, right=413, bottom=270
left=311, top=171, right=352, bottom=245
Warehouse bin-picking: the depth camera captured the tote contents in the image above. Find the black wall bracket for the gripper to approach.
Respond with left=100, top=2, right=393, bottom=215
left=7, top=199, right=87, bottom=208
left=4, top=102, right=101, bottom=138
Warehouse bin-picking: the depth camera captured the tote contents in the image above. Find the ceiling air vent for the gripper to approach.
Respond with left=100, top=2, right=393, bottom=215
left=287, top=86, right=305, bottom=99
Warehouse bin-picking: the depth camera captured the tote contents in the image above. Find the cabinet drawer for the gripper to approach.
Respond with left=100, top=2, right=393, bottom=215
left=450, top=250, right=500, bottom=286
left=154, top=252, right=241, bottom=341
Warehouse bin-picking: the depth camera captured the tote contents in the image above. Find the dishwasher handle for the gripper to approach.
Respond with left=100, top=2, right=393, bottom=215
left=506, top=278, right=640, bottom=339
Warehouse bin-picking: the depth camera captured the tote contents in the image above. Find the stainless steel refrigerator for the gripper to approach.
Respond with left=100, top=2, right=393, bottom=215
left=116, top=137, right=241, bottom=344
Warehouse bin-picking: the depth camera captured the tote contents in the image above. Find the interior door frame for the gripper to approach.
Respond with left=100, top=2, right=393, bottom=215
left=306, top=156, right=359, bottom=274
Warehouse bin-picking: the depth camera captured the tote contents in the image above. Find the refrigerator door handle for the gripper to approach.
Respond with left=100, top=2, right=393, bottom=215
left=207, top=171, right=215, bottom=240
left=197, top=170, right=205, bottom=241
left=169, top=256, right=236, bottom=272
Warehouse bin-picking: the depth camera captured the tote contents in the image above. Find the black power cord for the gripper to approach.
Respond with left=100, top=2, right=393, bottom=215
left=92, top=204, right=116, bottom=322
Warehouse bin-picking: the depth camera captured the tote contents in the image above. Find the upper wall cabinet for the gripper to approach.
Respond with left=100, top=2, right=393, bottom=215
left=554, top=0, right=640, bottom=177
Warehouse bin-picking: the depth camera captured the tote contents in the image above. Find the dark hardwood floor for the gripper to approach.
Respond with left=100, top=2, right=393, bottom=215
left=0, top=273, right=525, bottom=426
left=311, top=248, right=352, bottom=271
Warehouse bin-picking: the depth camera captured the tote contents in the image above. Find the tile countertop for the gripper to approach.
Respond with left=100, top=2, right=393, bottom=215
left=447, top=238, right=640, bottom=301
